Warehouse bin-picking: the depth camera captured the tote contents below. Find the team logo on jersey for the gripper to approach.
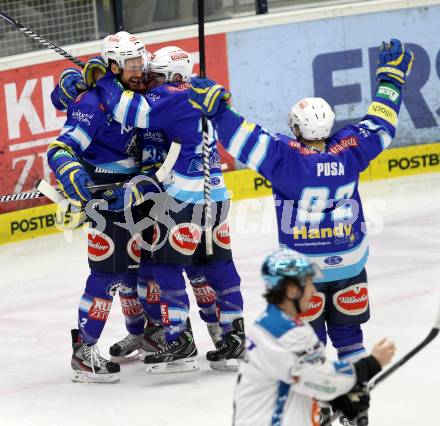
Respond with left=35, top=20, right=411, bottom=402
left=210, top=176, right=220, bottom=186
left=299, top=292, right=325, bottom=322
left=213, top=221, right=231, bottom=250
left=333, top=283, right=369, bottom=316
left=72, top=110, right=94, bottom=125
left=192, top=284, right=216, bottom=304
left=166, top=82, right=191, bottom=92
left=328, top=136, right=359, bottom=155
left=120, top=295, right=143, bottom=317
left=88, top=231, right=115, bottom=261
left=89, top=298, right=112, bottom=321
left=127, top=233, right=142, bottom=263
left=324, top=256, right=343, bottom=266
left=169, top=223, right=202, bottom=255
left=147, top=281, right=161, bottom=303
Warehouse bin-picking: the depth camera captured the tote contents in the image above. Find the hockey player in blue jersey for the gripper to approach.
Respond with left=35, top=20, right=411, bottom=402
left=189, top=38, right=413, bottom=422
left=233, top=248, right=396, bottom=426
left=84, top=46, right=245, bottom=373
left=48, top=31, right=151, bottom=382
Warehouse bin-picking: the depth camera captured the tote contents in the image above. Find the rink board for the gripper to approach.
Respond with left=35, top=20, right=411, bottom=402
left=1, top=141, right=439, bottom=245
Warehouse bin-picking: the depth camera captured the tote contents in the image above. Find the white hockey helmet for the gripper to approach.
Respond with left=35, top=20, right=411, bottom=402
left=287, top=97, right=335, bottom=141
left=100, top=31, right=148, bottom=69
left=149, top=46, right=193, bottom=82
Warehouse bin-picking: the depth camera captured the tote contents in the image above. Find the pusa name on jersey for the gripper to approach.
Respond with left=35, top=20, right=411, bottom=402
left=96, top=75, right=229, bottom=204
left=211, top=83, right=401, bottom=282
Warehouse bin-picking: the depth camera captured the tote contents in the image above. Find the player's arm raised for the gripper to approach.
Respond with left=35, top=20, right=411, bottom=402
left=338, top=39, right=414, bottom=170
left=189, top=77, right=296, bottom=183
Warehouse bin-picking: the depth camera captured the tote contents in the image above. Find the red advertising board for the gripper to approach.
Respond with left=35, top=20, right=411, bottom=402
left=0, top=33, right=233, bottom=213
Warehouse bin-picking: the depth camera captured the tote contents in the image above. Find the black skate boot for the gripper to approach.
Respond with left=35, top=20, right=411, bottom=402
left=141, top=324, right=166, bottom=356
left=109, top=333, right=143, bottom=363
left=143, top=326, right=198, bottom=374
left=207, top=317, right=245, bottom=371
left=320, top=406, right=332, bottom=425
left=339, top=411, right=368, bottom=426
left=71, top=329, right=120, bottom=383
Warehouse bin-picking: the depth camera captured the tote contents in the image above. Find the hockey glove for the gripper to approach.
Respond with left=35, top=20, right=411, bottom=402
left=101, top=183, right=146, bottom=212
left=83, top=56, right=107, bottom=87
left=58, top=68, right=87, bottom=108
left=189, top=77, right=231, bottom=117
left=376, top=39, right=414, bottom=88
left=52, top=156, right=93, bottom=204
left=330, top=385, right=370, bottom=421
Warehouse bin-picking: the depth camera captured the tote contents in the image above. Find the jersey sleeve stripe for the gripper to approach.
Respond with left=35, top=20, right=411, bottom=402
left=113, top=91, right=132, bottom=124
left=247, top=133, right=270, bottom=171
left=67, top=127, right=92, bottom=151
left=227, top=120, right=255, bottom=158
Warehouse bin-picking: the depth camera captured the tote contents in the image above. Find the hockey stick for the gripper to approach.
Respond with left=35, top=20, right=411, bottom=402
left=0, top=10, right=85, bottom=67
left=197, top=0, right=214, bottom=256
left=3, top=140, right=182, bottom=205
left=323, top=300, right=440, bottom=426
left=0, top=181, right=126, bottom=204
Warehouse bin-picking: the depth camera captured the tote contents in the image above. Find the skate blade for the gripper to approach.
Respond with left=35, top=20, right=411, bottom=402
left=72, top=369, right=120, bottom=383
left=209, top=358, right=239, bottom=372
left=110, top=350, right=143, bottom=363
left=145, top=357, right=199, bottom=374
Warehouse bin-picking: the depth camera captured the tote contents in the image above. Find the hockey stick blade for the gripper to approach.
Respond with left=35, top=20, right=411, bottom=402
left=322, top=300, right=440, bottom=426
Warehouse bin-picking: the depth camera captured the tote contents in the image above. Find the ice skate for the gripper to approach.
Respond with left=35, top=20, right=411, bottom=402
left=109, top=333, right=142, bottom=363
left=144, top=328, right=198, bottom=374
left=320, top=406, right=332, bottom=425
left=141, top=324, right=166, bottom=356
left=339, top=411, right=368, bottom=426
left=71, top=329, right=120, bottom=383
left=207, top=318, right=245, bottom=372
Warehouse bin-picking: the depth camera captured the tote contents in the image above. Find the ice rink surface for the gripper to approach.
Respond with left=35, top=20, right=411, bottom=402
left=1, top=172, right=440, bottom=426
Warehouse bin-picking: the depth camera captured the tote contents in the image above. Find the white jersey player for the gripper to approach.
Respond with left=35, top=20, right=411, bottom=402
left=233, top=249, right=395, bottom=426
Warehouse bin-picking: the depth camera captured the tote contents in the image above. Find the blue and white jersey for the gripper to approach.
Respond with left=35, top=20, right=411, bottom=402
left=211, top=84, right=402, bottom=282
left=48, top=87, right=140, bottom=185
left=234, top=304, right=356, bottom=426
left=95, top=73, right=229, bottom=204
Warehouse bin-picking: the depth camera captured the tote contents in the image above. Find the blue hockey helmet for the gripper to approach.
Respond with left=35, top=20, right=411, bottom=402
left=261, top=248, right=317, bottom=291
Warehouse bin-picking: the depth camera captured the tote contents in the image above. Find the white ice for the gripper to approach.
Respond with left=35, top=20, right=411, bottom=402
left=1, top=172, right=439, bottom=426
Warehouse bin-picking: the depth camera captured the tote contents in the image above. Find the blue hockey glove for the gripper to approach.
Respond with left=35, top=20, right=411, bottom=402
left=376, top=39, right=414, bottom=88
left=58, top=68, right=87, bottom=108
left=83, top=56, right=107, bottom=87
left=189, top=77, right=231, bottom=117
left=101, top=183, right=145, bottom=212
left=53, top=157, right=93, bottom=204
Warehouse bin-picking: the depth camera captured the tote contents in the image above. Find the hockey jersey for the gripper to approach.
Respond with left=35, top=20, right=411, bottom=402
left=95, top=73, right=229, bottom=204
left=48, top=85, right=169, bottom=186
left=210, top=84, right=401, bottom=282
left=233, top=304, right=357, bottom=426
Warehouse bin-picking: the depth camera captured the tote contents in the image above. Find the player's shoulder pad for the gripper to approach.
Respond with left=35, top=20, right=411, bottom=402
left=67, top=89, right=106, bottom=117
left=256, top=304, right=304, bottom=339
